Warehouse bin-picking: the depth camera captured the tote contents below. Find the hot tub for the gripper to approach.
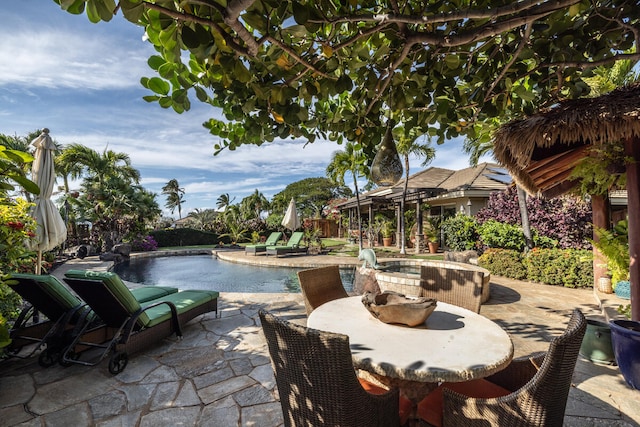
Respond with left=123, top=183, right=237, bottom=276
left=374, top=260, right=491, bottom=303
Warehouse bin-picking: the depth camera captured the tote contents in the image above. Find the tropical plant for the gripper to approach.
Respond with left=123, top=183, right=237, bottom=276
left=326, top=144, right=367, bottom=249
left=59, top=145, right=160, bottom=250
left=592, top=219, right=629, bottom=285
left=395, top=127, right=435, bottom=254
left=162, top=179, right=186, bottom=219
left=271, top=177, right=352, bottom=222
left=475, top=187, right=592, bottom=249
left=240, top=189, right=269, bottom=221
left=441, top=214, right=480, bottom=251
left=60, top=0, right=639, bottom=161
left=216, top=193, right=235, bottom=212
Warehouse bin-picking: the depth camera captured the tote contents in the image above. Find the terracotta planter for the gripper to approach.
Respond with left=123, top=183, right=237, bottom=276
left=382, top=237, right=393, bottom=247
left=428, top=242, right=439, bottom=253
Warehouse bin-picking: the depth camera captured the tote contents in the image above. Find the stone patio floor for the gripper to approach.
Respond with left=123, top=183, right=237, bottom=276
left=0, top=249, right=638, bottom=426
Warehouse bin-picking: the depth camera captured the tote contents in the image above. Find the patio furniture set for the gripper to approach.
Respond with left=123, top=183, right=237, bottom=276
left=260, top=264, right=587, bottom=426
left=6, top=259, right=586, bottom=426
left=244, top=231, right=308, bottom=257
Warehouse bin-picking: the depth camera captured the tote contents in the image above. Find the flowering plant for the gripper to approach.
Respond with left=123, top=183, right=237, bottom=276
left=0, top=198, right=37, bottom=320
left=129, top=234, right=158, bottom=252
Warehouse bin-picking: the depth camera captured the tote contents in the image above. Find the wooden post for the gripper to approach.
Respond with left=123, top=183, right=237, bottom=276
left=591, top=194, right=610, bottom=288
left=624, top=137, right=640, bottom=321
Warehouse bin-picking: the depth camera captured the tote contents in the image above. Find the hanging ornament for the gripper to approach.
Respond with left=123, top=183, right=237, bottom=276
left=371, top=125, right=403, bottom=186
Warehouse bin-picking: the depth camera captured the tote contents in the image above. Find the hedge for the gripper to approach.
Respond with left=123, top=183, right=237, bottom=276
left=150, top=228, right=224, bottom=247
left=478, top=248, right=593, bottom=288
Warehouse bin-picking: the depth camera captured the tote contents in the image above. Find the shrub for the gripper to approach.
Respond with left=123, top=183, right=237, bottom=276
left=477, top=220, right=558, bottom=251
left=0, top=199, right=38, bottom=321
left=478, top=248, right=527, bottom=280
left=476, top=186, right=592, bottom=249
left=525, top=248, right=593, bottom=288
left=150, top=228, right=221, bottom=247
left=441, top=214, right=479, bottom=251
left=128, top=235, right=158, bottom=252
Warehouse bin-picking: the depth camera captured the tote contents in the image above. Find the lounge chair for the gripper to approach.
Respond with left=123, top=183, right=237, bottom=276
left=6, top=273, right=180, bottom=366
left=61, top=269, right=219, bottom=374
left=244, top=231, right=283, bottom=255
left=265, top=231, right=307, bottom=257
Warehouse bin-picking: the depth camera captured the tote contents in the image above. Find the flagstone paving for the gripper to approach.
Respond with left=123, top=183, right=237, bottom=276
left=0, top=250, right=638, bottom=426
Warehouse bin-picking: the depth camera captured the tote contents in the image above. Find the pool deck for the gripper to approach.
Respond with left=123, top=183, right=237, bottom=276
left=1, top=249, right=639, bottom=426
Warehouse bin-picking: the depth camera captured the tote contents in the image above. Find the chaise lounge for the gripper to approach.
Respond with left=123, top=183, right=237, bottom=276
left=6, top=273, right=180, bottom=367
left=244, top=231, right=283, bottom=255
left=265, top=231, right=307, bottom=257
left=61, top=270, right=219, bottom=374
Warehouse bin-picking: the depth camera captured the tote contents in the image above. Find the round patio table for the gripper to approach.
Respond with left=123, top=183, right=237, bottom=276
left=307, top=296, right=513, bottom=401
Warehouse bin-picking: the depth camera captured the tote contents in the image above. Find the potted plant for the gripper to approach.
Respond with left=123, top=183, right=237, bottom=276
left=380, top=218, right=395, bottom=247
left=425, top=217, right=441, bottom=253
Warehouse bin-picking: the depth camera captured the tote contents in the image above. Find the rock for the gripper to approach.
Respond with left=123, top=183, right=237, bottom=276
left=353, top=267, right=381, bottom=295
left=113, top=243, right=132, bottom=256
left=444, top=250, right=479, bottom=265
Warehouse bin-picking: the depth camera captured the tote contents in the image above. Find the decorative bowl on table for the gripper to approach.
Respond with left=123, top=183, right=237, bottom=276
left=361, top=291, right=437, bottom=327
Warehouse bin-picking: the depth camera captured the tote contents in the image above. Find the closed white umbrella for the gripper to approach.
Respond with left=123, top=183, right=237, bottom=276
left=281, top=198, right=301, bottom=233
left=26, top=129, right=67, bottom=274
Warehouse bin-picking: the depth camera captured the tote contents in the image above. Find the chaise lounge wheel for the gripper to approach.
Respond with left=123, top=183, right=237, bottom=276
left=38, top=349, right=58, bottom=367
left=108, top=351, right=128, bottom=374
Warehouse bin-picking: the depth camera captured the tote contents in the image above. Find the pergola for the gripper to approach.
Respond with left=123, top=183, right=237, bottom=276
left=493, top=83, right=640, bottom=320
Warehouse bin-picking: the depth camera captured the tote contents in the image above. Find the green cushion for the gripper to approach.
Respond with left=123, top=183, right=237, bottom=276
left=9, top=273, right=81, bottom=309
left=130, top=286, right=179, bottom=303
left=64, top=270, right=150, bottom=326
left=142, top=290, right=219, bottom=327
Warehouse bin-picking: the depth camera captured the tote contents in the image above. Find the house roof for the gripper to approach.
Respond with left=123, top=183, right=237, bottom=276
left=492, top=83, right=640, bottom=197
left=336, top=162, right=511, bottom=208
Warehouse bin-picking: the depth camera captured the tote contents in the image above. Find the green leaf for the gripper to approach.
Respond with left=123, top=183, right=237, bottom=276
left=147, top=77, right=170, bottom=95
left=234, top=62, right=252, bottom=83
left=194, top=86, right=208, bottom=102
left=444, top=55, right=460, bottom=70
left=292, top=2, right=309, bottom=24
left=120, top=0, right=145, bottom=23
left=11, top=175, right=39, bottom=195
left=180, top=25, right=201, bottom=49
left=147, top=56, right=165, bottom=70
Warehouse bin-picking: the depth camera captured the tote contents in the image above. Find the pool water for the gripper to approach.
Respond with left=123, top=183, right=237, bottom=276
left=113, top=255, right=355, bottom=293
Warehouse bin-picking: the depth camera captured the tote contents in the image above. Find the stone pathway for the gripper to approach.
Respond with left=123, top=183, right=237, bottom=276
left=0, top=252, right=638, bottom=426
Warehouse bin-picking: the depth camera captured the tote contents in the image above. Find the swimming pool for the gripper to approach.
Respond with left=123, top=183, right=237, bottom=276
left=113, top=255, right=355, bottom=293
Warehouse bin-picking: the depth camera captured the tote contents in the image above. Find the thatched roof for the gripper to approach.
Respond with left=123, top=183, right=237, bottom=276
left=493, top=83, right=640, bottom=197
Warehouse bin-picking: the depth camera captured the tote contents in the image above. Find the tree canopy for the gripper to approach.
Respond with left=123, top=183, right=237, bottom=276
left=55, top=0, right=639, bottom=160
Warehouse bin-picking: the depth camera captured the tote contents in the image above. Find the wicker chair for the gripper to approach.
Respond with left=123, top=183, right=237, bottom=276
left=258, top=309, right=402, bottom=427
left=417, top=309, right=587, bottom=427
left=297, top=265, right=349, bottom=315
left=419, top=265, right=483, bottom=313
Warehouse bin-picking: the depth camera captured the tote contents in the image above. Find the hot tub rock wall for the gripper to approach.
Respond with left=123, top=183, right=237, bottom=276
left=369, top=260, right=491, bottom=303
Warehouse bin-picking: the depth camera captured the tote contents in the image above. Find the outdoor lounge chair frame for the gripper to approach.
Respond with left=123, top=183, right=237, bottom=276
left=6, top=275, right=92, bottom=366
left=245, top=231, right=283, bottom=255
left=265, top=231, right=307, bottom=257
left=62, top=276, right=218, bottom=374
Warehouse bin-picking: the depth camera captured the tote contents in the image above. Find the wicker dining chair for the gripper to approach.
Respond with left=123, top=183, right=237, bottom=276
left=417, top=309, right=587, bottom=427
left=297, top=265, right=349, bottom=315
left=419, top=266, right=483, bottom=313
left=259, top=309, right=404, bottom=427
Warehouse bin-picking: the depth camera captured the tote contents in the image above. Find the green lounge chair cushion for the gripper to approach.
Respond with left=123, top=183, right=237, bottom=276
left=267, top=231, right=305, bottom=250
left=142, top=290, right=220, bottom=327
left=9, top=273, right=81, bottom=310
left=130, top=286, right=179, bottom=303
left=64, top=270, right=151, bottom=326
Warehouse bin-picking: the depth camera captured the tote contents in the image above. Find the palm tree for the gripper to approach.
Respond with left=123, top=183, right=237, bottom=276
left=161, top=179, right=186, bottom=219
left=57, top=144, right=140, bottom=186
left=216, top=193, right=235, bottom=212
left=240, top=189, right=269, bottom=221
left=189, top=208, right=218, bottom=230
left=326, top=143, right=369, bottom=250
left=395, top=128, right=436, bottom=254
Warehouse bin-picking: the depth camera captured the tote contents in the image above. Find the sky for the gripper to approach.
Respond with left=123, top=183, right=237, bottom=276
left=0, top=1, right=484, bottom=217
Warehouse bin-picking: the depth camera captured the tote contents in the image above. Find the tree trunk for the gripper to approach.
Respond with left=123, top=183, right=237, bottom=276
left=400, top=156, right=410, bottom=255
left=353, top=176, right=363, bottom=250
left=624, top=137, right=640, bottom=321
left=517, top=186, right=533, bottom=251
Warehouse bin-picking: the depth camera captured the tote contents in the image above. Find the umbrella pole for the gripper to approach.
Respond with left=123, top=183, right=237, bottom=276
left=36, top=250, right=42, bottom=275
